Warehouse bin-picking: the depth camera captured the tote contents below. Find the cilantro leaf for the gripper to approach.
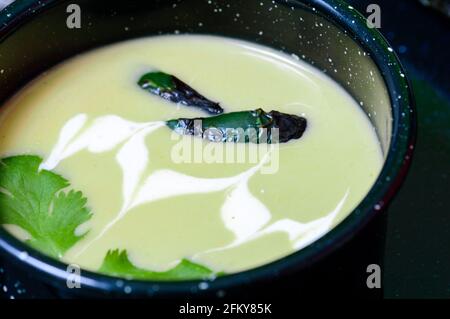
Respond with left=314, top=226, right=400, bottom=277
left=99, top=249, right=217, bottom=281
left=0, top=155, right=92, bottom=258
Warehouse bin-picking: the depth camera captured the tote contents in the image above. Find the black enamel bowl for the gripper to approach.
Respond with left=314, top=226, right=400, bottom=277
left=0, top=0, right=415, bottom=298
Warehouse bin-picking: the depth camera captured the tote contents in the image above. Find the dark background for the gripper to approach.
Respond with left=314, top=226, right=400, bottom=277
left=0, top=0, right=449, bottom=299
left=345, top=0, right=450, bottom=298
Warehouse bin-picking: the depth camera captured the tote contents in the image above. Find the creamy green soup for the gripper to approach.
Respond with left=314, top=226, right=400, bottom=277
left=0, top=35, right=382, bottom=279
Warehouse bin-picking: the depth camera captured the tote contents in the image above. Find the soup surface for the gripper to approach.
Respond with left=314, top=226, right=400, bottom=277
left=0, top=35, right=383, bottom=279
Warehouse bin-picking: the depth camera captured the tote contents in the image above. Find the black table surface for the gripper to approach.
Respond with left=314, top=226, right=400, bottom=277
left=346, top=0, right=450, bottom=298
left=0, top=0, right=449, bottom=299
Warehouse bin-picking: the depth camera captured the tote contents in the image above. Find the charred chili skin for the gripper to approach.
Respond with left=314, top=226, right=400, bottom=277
left=138, top=71, right=224, bottom=115
left=166, top=108, right=307, bottom=144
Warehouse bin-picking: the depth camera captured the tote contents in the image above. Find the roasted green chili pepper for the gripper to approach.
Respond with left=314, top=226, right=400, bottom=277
left=138, top=71, right=224, bottom=115
left=166, top=108, right=307, bottom=144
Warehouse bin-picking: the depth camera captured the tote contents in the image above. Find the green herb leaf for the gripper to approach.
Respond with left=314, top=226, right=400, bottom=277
left=138, top=71, right=224, bottom=115
left=167, top=108, right=307, bottom=143
left=99, top=249, right=217, bottom=281
left=0, top=155, right=92, bottom=258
